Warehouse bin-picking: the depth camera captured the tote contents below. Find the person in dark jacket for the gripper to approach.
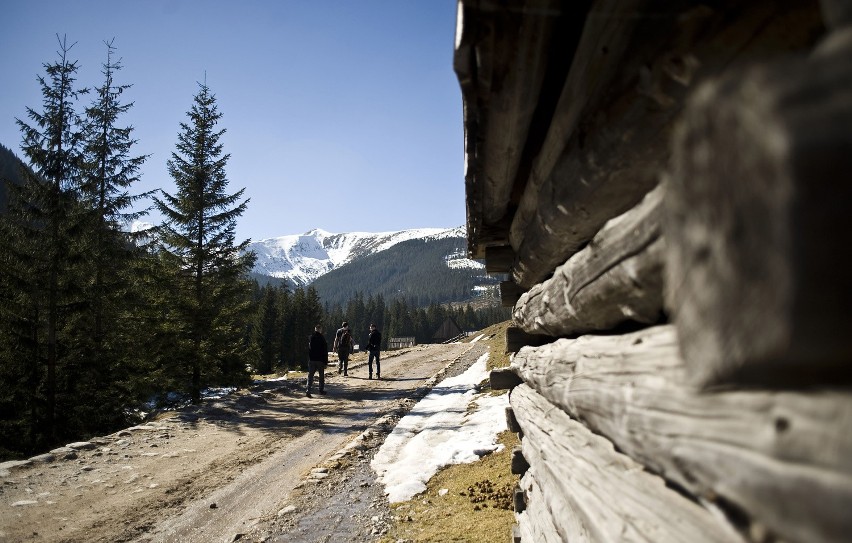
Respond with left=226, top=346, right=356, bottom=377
left=307, top=324, right=328, bottom=397
left=366, top=323, right=382, bottom=379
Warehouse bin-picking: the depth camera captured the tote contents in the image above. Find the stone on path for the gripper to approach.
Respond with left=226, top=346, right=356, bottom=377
left=0, top=460, right=31, bottom=477
left=67, top=441, right=97, bottom=450
left=29, top=453, right=55, bottom=464
left=277, top=505, right=297, bottom=517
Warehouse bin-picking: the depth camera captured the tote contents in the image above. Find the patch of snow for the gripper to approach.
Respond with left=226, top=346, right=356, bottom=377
left=202, top=387, right=237, bottom=400
left=130, top=220, right=154, bottom=233
left=371, top=353, right=509, bottom=503
left=447, top=259, right=485, bottom=270
left=445, top=252, right=485, bottom=270
left=260, top=376, right=288, bottom=383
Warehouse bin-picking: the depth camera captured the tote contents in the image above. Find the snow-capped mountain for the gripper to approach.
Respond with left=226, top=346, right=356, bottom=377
left=248, top=226, right=478, bottom=287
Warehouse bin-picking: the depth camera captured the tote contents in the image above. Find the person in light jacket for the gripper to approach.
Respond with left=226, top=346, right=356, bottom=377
left=306, top=324, right=328, bottom=397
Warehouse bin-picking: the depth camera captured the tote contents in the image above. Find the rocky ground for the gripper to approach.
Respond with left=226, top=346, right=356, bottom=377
left=0, top=342, right=488, bottom=543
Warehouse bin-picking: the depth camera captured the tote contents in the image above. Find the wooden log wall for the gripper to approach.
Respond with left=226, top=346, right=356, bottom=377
left=512, top=382, right=741, bottom=542
left=457, top=0, right=852, bottom=542
left=509, top=326, right=852, bottom=543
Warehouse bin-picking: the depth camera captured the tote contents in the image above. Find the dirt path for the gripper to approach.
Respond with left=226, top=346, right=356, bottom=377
left=0, top=343, right=485, bottom=543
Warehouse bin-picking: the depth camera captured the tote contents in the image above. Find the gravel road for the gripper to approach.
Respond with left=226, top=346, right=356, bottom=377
left=0, top=342, right=488, bottom=543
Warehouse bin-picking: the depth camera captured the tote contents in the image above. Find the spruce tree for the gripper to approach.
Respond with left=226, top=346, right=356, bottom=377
left=75, top=39, right=151, bottom=427
left=277, top=287, right=294, bottom=370
left=255, top=285, right=279, bottom=374
left=154, top=80, right=255, bottom=403
left=0, top=35, right=88, bottom=448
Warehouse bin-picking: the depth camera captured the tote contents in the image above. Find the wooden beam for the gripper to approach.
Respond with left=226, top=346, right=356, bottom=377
left=484, top=245, right=515, bottom=274
left=505, top=406, right=521, bottom=433
left=513, top=183, right=664, bottom=337
left=456, top=0, right=590, bottom=260
left=476, top=0, right=564, bottom=226
left=512, top=325, right=852, bottom=543
left=512, top=383, right=737, bottom=542
left=499, top=280, right=525, bottom=308
left=666, top=37, right=852, bottom=388
left=513, top=487, right=526, bottom=515
left=490, top=367, right=523, bottom=391
left=510, top=446, right=530, bottom=475
left=505, top=326, right=551, bottom=353
left=509, top=1, right=823, bottom=289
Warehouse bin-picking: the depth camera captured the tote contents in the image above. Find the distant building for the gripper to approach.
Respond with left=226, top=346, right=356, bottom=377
left=432, top=317, right=463, bottom=343
left=388, top=337, right=416, bottom=349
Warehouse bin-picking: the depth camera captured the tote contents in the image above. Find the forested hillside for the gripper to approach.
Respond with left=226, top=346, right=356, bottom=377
left=0, top=40, right=256, bottom=460
left=311, top=236, right=497, bottom=309
left=0, top=143, right=26, bottom=211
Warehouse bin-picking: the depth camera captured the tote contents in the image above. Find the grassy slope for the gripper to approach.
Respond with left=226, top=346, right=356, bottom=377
left=380, top=320, right=519, bottom=542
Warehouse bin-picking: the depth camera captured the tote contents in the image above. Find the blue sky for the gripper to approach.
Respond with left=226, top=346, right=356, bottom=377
left=1, top=1, right=464, bottom=242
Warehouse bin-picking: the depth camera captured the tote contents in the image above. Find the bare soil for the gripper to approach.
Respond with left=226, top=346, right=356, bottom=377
left=0, top=342, right=487, bottom=543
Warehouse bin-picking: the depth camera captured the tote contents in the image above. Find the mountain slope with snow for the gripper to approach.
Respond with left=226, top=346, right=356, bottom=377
left=248, top=226, right=472, bottom=287
left=309, top=234, right=494, bottom=309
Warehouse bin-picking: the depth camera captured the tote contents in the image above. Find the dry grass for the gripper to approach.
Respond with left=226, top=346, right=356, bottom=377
left=379, top=320, right=518, bottom=543
left=379, top=431, right=519, bottom=543
left=468, top=320, right=512, bottom=372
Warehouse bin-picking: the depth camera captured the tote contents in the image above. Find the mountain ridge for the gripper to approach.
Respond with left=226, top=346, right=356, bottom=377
left=247, top=225, right=472, bottom=287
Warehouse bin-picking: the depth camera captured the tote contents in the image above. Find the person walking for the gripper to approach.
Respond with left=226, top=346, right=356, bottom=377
left=366, top=323, right=382, bottom=379
left=306, top=324, right=328, bottom=397
left=333, top=321, right=353, bottom=376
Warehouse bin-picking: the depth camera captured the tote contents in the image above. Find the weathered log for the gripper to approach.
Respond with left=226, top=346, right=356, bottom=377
left=512, top=183, right=664, bottom=337
left=512, top=383, right=738, bottom=542
left=516, top=468, right=570, bottom=543
left=665, top=38, right=852, bottom=388
left=509, top=1, right=823, bottom=288
left=505, top=326, right=552, bottom=353
left=512, top=325, right=852, bottom=543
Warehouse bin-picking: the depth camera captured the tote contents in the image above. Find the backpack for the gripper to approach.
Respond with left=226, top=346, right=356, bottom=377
left=339, top=329, right=351, bottom=353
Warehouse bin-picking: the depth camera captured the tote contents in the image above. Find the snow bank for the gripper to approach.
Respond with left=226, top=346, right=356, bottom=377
left=371, top=353, right=509, bottom=503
